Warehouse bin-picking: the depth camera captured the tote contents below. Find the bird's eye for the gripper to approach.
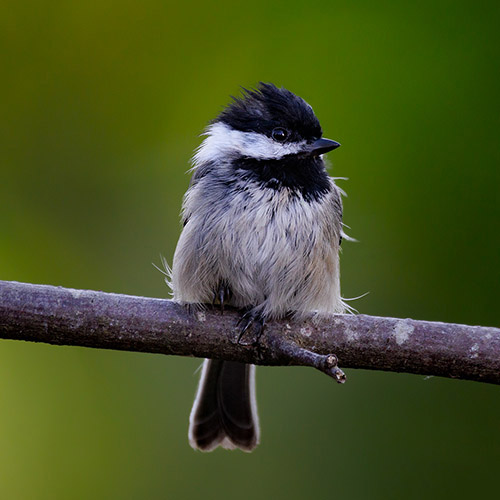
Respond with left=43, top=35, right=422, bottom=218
left=272, top=127, right=288, bottom=142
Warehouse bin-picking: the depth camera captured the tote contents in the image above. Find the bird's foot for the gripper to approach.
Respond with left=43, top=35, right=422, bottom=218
left=236, top=309, right=265, bottom=349
left=212, top=282, right=232, bottom=315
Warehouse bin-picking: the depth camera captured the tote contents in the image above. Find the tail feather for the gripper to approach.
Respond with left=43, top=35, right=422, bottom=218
left=189, top=360, right=260, bottom=452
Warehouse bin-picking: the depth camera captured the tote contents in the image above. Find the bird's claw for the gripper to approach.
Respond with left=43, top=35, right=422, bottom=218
left=212, top=282, right=231, bottom=315
left=236, top=310, right=265, bottom=346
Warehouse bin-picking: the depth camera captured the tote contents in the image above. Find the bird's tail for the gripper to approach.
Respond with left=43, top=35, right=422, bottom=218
left=189, top=359, right=260, bottom=452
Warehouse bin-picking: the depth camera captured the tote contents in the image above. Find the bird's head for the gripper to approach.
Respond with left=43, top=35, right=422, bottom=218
left=194, top=83, right=340, bottom=164
left=192, top=83, right=340, bottom=201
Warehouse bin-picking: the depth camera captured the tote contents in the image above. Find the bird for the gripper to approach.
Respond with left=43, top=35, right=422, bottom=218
left=170, top=82, right=345, bottom=452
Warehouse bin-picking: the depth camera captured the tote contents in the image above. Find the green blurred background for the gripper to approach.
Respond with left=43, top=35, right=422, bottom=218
left=1, top=1, right=499, bottom=498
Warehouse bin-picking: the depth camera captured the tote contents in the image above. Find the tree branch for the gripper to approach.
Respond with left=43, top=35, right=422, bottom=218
left=1, top=280, right=499, bottom=384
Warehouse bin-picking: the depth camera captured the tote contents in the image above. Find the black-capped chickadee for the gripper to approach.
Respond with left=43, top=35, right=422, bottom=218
left=171, top=83, right=345, bottom=452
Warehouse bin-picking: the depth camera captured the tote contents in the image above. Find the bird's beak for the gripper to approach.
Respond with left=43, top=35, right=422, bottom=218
left=308, top=138, right=341, bottom=156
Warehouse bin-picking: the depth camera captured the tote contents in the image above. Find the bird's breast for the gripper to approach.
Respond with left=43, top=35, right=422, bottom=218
left=208, top=185, right=339, bottom=312
left=173, top=175, right=342, bottom=316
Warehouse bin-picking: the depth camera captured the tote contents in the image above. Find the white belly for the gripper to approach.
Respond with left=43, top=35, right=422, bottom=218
left=172, top=184, right=343, bottom=318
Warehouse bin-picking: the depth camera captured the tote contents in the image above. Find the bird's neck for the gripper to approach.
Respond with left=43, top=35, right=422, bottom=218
left=231, top=155, right=331, bottom=203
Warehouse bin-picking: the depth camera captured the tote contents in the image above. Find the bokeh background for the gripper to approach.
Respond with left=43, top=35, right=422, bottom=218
left=1, top=1, right=499, bottom=499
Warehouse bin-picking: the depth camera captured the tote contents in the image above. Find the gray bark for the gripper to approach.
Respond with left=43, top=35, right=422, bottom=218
left=1, top=280, right=499, bottom=384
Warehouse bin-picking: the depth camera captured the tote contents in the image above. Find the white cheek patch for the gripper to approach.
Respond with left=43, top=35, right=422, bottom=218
left=193, top=122, right=307, bottom=164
